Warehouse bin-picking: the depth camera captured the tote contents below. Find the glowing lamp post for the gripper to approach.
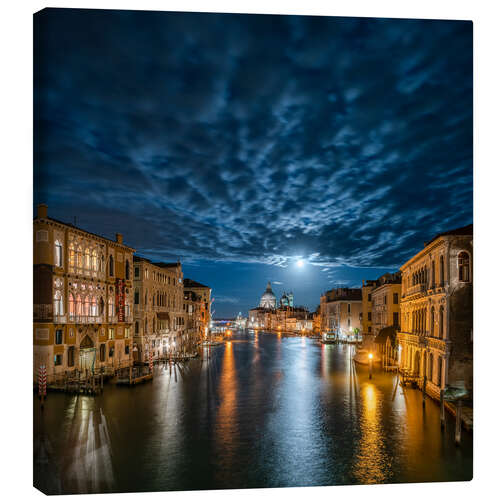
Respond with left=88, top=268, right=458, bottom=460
left=368, top=352, right=373, bottom=379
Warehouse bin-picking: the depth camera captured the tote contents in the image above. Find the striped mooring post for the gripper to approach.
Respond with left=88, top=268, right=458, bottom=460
left=38, top=364, right=47, bottom=408
left=149, top=351, right=153, bottom=374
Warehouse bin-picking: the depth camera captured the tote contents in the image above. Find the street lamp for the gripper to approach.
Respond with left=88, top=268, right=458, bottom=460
left=368, top=352, right=373, bottom=379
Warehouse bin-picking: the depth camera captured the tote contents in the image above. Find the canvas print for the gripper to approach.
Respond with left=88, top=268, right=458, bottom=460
left=33, top=8, right=473, bottom=494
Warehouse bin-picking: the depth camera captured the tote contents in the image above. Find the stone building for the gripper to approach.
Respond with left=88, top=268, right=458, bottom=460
left=34, top=204, right=134, bottom=382
left=183, top=278, right=212, bottom=337
left=361, top=279, right=377, bottom=337
left=248, top=307, right=267, bottom=329
left=132, top=257, right=184, bottom=361
left=397, top=224, right=473, bottom=399
left=320, top=288, right=362, bottom=340
left=371, top=272, right=402, bottom=337
left=184, top=289, right=205, bottom=348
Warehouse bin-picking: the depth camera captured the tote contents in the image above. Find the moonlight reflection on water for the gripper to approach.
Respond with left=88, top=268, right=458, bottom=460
left=34, top=331, right=472, bottom=494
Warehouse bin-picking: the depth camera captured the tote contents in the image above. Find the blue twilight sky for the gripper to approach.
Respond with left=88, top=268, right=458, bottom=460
left=34, top=9, right=472, bottom=318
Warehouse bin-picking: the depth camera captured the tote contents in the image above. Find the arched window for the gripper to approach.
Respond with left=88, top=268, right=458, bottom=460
left=135, top=321, right=139, bottom=334
left=100, top=254, right=105, bottom=272
left=125, top=260, right=130, bottom=280
left=437, top=356, right=443, bottom=387
left=91, top=296, right=98, bottom=316
left=134, top=289, right=139, bottom=305
left=84, top=248, right=91, bottom=269
left=76, top=295, right=82, bottom=317
left=69, top=243, right=75, bottom=267
left=430, top=307, right=434, bottom=337
left=458, top=251, right=470, bottom=282
left=83, top=295, right=91, bottom=317
left=100, top=343, right=106, bottom=362
left=109, top=255, right=114, bottom=277
left=431, top=260, right=435, bottom=287
left=145, top=318, right=148, bottom=333
left=92, top=249, right=98, bottom=271
left=99, top=297, right=104, bottom=315
left=69, top=293, right=75, bottom=318
left=429, top=353, right=434, bottom=382
left=54, top=240, right=63, bottom=267
left=108, top=296, right=115, bottom=318
left=439, top=306, right=444, bottom=339
left=54, top=291, right=64, bottom=316
left=76, top=246, right=83, bottom=268
left=439, top=255, right=445, bottom=285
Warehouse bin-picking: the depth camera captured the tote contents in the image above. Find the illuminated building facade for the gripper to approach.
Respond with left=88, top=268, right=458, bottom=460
left=320, top=288, right=362, bottom=340
left=183, top=278, right=212, bottom=336
left=361, top=280, right=377, bottom=337
left=33, top=204, right=134, bottom=383
left=397, top=224, right=473, bottom=398
left=371, top=272, right=401, bottom=337
left=133, top=257, right=184, bottom=361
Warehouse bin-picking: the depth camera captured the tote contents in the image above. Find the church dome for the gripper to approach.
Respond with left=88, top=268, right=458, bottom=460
left=259, top=282, right=276, bottom=309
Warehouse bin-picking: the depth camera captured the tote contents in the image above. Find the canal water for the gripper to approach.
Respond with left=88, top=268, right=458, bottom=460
left=34, top=331, right=472, bottom=494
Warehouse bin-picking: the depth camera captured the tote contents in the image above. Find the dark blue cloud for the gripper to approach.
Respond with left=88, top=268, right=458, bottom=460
left=34, top=9, right=472, bottom=315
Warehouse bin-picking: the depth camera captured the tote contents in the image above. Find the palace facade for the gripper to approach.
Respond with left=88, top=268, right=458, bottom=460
left=320, top=288, right=362, bottom=339
left=34, top=204, right=134, bottom=382
left=371, top=272, right=401, bottom=337
left=132, top=257, right=185, bottom=362
left=397, top=224, right=473, bottom=398
left=183, top=278, right=212, bottom=336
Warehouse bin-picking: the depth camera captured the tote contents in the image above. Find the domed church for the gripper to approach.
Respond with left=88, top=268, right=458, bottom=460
left=259, top=281, right=277, bottom=309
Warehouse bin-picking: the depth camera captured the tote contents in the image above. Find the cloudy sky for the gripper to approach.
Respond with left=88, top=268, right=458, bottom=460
left=34, top=9, right=472, bottom=317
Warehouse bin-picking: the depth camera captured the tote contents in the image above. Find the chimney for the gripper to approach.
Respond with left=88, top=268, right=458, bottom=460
left=37, top=204, right=48, bottom=219
left=116, top=233, right=123, bottom=245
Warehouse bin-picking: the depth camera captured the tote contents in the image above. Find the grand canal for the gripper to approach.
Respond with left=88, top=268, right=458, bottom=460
left=34, top=331, right=472, bottom=494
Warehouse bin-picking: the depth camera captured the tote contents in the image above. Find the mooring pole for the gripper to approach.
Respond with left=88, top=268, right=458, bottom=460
left=455, top=400, right=463, bottom=445
left=440, top=388, right=445, bottom=429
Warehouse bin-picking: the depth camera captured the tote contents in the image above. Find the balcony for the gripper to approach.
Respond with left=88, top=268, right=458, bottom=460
left=403, top=284, right=426, bottom=298
left=68, top=315, right=104, bottom=324
left=53, top=315, right=67, bottom=324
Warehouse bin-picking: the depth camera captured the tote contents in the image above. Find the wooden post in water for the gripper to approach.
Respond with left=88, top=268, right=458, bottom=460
left=440, top=389, right=445, bottom=429
left=455, top=400, right=462, bottom=445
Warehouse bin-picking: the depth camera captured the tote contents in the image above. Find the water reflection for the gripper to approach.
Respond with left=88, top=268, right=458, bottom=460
left=352, top=383, right=389, bottom=484
left=34, top=332, right=472, bottom=494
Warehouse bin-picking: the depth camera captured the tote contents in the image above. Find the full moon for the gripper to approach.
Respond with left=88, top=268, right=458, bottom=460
left=297, top=259, right=304, bottom=268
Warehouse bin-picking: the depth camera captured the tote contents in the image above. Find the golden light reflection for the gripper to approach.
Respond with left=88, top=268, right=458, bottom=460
left=352, top=382, right=388, bottom=484
left=215, top=340, right=238, bottom=468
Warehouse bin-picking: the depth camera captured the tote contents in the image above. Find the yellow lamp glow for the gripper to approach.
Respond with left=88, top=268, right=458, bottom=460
left=368, top=353, right=373, bottom=360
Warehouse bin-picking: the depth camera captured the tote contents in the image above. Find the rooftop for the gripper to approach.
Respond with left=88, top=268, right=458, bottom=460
left=183, top=278, right=210, bottom=289
left=425, top=223, right=473, bottom=247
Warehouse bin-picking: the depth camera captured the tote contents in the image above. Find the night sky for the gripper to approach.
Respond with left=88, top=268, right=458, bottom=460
left=34, top=9, right=472, bottom=318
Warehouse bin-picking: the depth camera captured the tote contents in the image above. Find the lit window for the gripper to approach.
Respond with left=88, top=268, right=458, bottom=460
left=458, top=252, right=470, bottom=282
left=108, top=296, right=115, bottom=318
left=54, top=240, right=63, bottom=267
left=54, top=291, right=64, bottom=316
left=55, top=329, right=63, bottom=345
left=108, top=328, right=114, bottom=340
